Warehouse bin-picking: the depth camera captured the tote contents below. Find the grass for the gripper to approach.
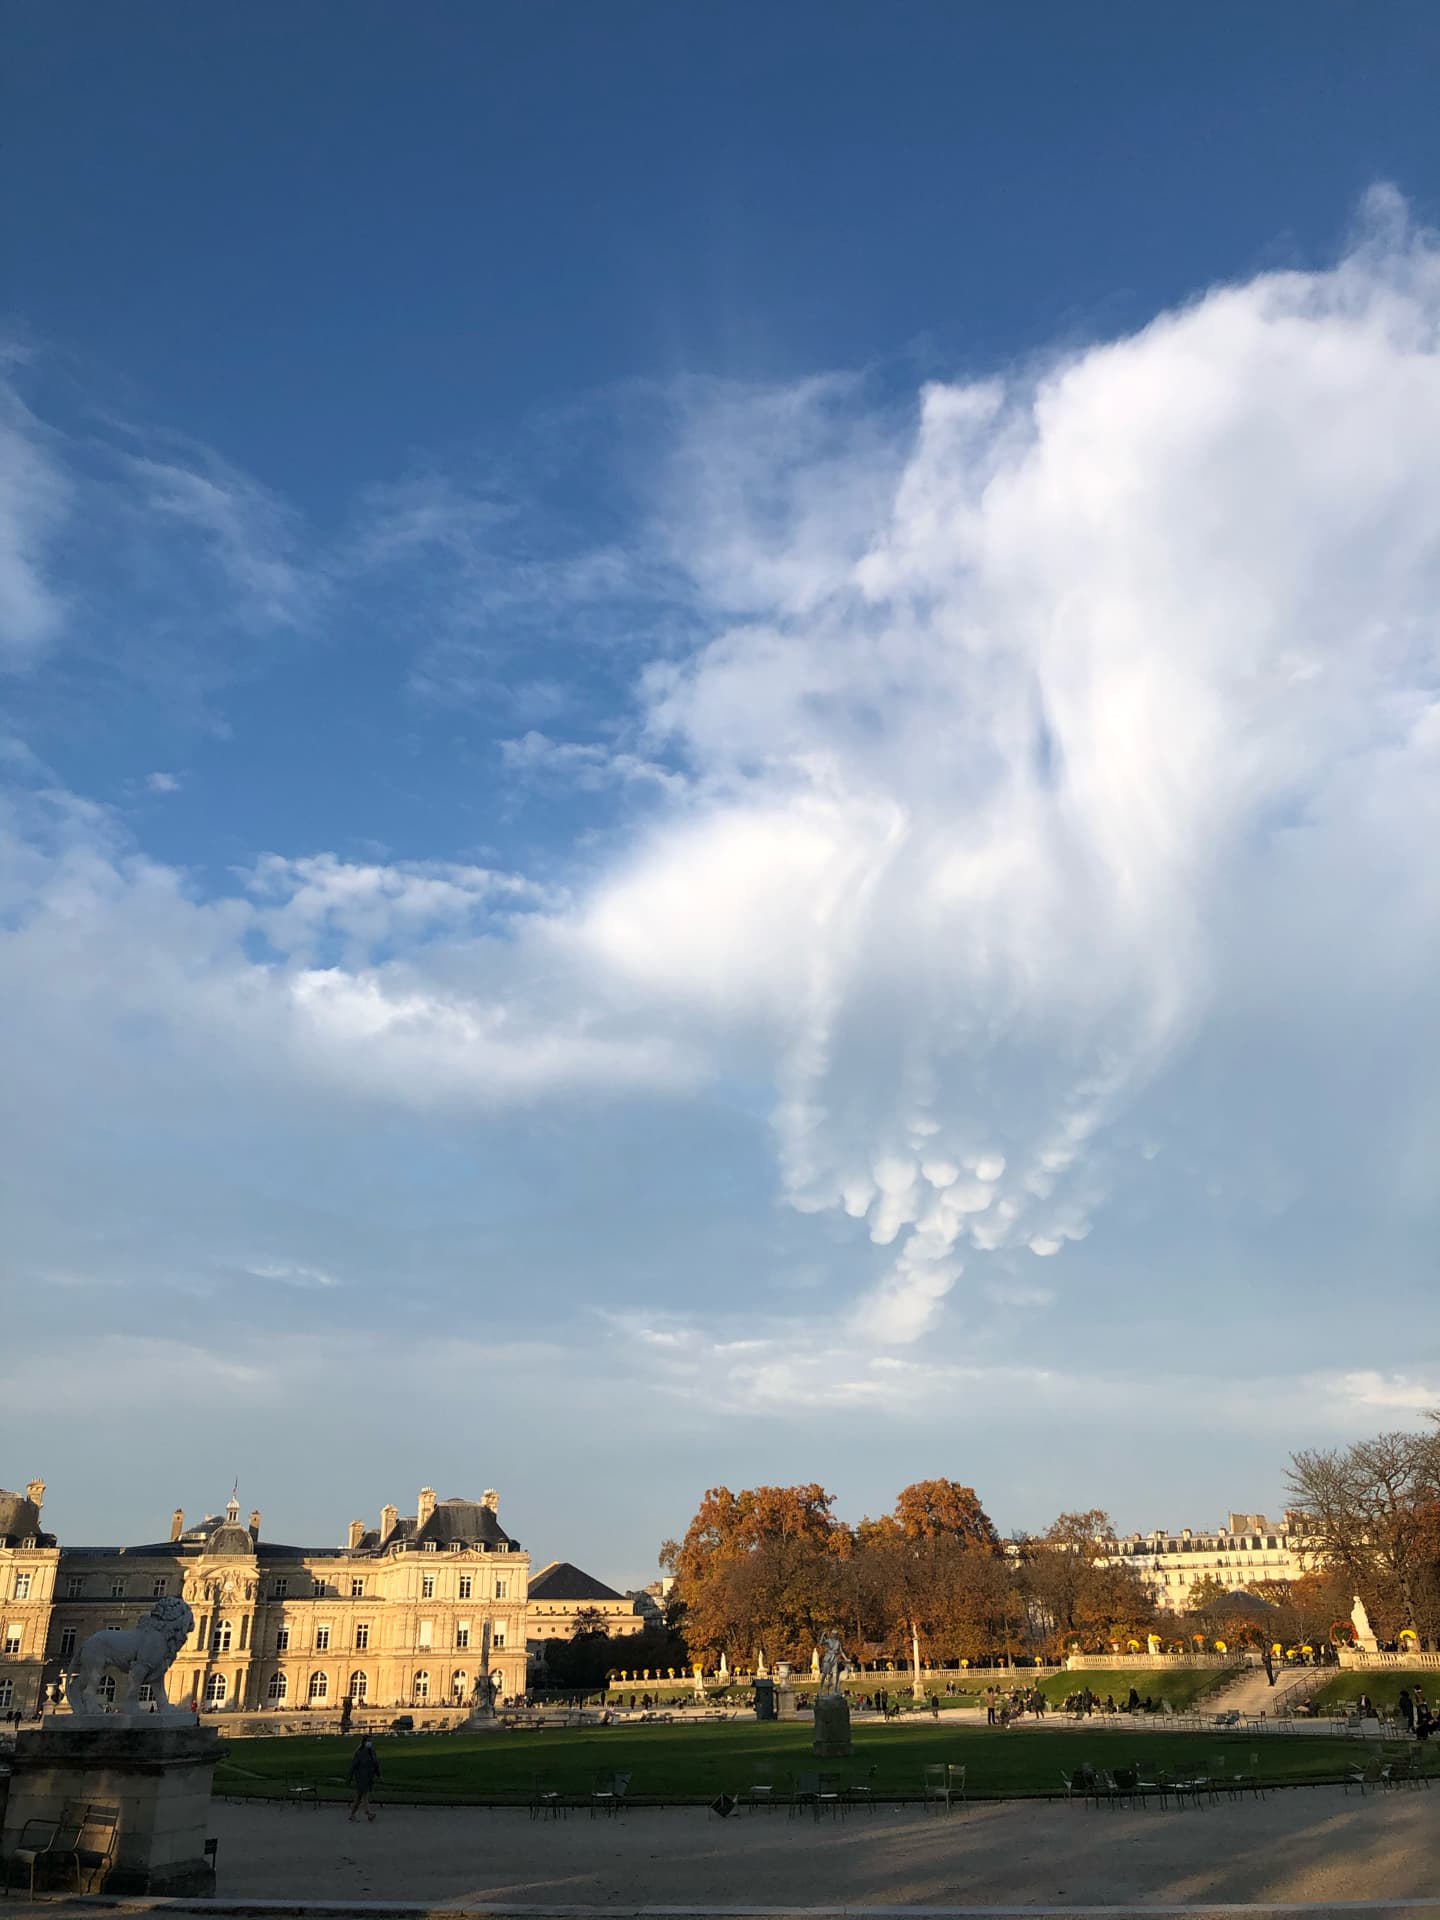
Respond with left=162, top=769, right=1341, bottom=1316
left=214, top=1719, right=1380, bottom=1807
left=1033, top=1668, right=1238, bottom=1711
left=1310, top=1669, right=1438, bottom=1713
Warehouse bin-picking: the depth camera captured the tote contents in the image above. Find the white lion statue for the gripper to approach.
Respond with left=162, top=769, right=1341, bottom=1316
left=66, top=1596, right=195, bottom=1717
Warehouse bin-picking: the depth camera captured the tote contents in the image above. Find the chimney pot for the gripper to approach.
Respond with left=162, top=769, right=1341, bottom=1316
left=171, top=1507, right=186, bottom=1543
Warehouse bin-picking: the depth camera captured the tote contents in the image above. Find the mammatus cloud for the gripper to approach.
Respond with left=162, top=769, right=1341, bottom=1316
left=2, top=190, right=1438, bottom=1391
left=576, top=185, right=1440, bottom=1340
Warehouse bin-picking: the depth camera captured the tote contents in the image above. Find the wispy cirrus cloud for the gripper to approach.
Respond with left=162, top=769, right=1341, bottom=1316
left=0, top=370, right=70, bottom=667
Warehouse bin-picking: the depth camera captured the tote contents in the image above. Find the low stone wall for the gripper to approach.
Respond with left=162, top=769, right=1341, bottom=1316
left=1065, top=1652, right=1242, bottom=1671
left=1337, top=1648, right=1440, bottom=1669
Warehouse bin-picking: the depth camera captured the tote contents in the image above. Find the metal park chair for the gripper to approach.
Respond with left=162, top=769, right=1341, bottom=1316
left=530, top=1776, right=565, bottom=1820
left=844, top=1763, right=879, bottom=1813
left=6, top=1816, right=80, bottom=1899
left=922, top=1762, right=965, bottom=1813
left=745, top=1764, right=778, bottom=1812
left=589, top=1769, right=631, bottom=1817
left=55, top=1803, right=119, bottom=1894
left=789, top=1771, right=819, bottom=1818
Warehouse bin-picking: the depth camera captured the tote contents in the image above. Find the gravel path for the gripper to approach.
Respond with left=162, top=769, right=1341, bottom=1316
left=166, top=1785, right=1440, bottom=1910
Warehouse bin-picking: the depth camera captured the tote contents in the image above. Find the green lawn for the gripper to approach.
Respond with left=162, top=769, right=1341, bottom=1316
left=1034, top=1668, right=1238, bottom=1711
left=215, top=1719, right=1381, bottom=1806
left=1310, top=1669, right=1438, bottom=1713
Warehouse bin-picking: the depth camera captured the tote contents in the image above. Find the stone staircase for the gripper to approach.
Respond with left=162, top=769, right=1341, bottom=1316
left=1205, top=1662, right=1326, bottom=1719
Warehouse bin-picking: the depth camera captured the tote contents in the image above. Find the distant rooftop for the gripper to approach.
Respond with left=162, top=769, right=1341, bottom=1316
left=529, top=1560, right=625, bottom=1603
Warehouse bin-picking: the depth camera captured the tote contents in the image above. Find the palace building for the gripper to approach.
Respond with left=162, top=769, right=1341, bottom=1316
left=0, top=1480, right=530, bottom=1716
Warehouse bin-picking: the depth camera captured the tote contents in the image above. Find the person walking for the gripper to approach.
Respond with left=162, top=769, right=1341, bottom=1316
left=347, top=1735, right=381, bottom=1822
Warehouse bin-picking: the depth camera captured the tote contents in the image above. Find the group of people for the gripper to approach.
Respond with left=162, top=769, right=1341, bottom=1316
left=1397, top=1687, right=1434, bottom=1740
left=984, top=1685, right=1048, bottom=1725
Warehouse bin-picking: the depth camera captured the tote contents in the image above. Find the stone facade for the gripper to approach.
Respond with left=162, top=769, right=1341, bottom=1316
left=1097, top=1510, right=1309, bottom=1611
left=0, top=1482, right=59, bottom=1718
left=1, top=1482, right=529, bottom=1716
left=526, top=1560, right=644, bottom=1664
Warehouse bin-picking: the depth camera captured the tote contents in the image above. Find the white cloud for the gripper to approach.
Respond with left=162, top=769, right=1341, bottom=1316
left=125, top=449, right=315, bottom=628
left=565, top=186, right=1440, bottom=1343
left=146, top=771, right=182, bottom=794
left=500, top=730, right=687, bottom=796
left=2, top=191, right=1439, bottom=1446
left=242, top=1261, right=341, bottom=1290
left=0, top=797, right=700, bottom=1129
left=0, top=376, right=69, bottom=666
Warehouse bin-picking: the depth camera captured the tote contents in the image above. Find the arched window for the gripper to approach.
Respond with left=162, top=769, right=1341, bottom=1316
left=413, top=1670, right=430, bottom=1701
left=204, top=1672, right=228, bottom=1707
left=347, top=1671, right=368, bottom=1702
left=212, top=1621, right=233, bottom=1653
left=450, top=1670, right=467, bottom=1700
left=267, top=1671, right=288, bottom=1702
left=308, top=1671, right=329, bottom=1702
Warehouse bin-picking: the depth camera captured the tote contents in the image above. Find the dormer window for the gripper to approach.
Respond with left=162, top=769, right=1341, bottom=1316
left=423, top=1540, right=438, bottom=1553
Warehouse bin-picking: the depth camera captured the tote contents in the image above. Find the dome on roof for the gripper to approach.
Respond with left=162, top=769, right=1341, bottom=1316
left=206, top=1522, right=257, bottom=1556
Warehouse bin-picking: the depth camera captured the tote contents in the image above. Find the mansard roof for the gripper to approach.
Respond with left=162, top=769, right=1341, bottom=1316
left=355, top=1497, right=517, bottom=1554
left=0, top=1487, right=52, bottom=1548
left=528, top=1560, right=625, bottom=1603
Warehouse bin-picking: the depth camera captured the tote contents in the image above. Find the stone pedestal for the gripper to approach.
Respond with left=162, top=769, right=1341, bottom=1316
left=1, top=1720, right=219, bottom=1895
left=460, top=1703, right=507, bottom=1733
left=776, top=1685, right=799, bottom=1721
left=812, top=1692, right=853, bottom=1757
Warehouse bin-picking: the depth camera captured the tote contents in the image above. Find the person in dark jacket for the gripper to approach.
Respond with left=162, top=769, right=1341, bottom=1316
left=348, top=1736, right=381, bottom=1822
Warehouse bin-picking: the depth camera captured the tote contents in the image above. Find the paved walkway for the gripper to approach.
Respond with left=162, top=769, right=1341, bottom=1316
left=34, top=1783, right=1428, bottom=1913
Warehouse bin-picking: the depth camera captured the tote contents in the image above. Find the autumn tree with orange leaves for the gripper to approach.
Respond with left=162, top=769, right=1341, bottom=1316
left=660, top=1484, right=850, bottom=1667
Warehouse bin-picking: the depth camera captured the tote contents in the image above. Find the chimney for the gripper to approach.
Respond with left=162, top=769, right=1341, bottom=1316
left=481, top=1489, right=499, bottom=1513
left=249, top=1509, right=261, bottom=1542
left=171, top=1508, right=185, bottom=1543
left=348, top=1519, right=365, bottom=1551
left=417, top=1486, right=437, bottom=1530
left=381, top=1503, right=398, bottom=1543
left=26, top=1480, right=45, bottom=1511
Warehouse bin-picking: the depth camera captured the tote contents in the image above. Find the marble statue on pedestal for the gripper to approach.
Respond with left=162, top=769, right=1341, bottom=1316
left=813, top=1631, right=853, bottom=1756
left=819, top=1630, right=847, bottom=1695
left=1350, top=1594, right=1379, bottom=1652
left=65, top=1597, right=195, bottom=1717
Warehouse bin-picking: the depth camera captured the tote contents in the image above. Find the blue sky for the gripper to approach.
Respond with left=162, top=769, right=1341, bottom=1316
left=3, top=5, right=1439, bottom=1584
